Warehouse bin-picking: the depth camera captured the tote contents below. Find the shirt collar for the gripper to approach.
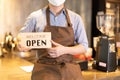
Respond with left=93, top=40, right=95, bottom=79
left=48, top=8, right=66, bottom=16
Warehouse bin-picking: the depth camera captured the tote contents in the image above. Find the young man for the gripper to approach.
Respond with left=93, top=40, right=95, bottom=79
left=19, top=0, right=88, bottom=80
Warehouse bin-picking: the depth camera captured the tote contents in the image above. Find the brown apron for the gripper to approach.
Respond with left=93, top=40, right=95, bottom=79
left=31, top=7, right=83, bottom=80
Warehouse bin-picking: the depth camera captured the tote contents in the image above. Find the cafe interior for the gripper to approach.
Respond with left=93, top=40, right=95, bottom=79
left=0, top=0, right=120, bottom=80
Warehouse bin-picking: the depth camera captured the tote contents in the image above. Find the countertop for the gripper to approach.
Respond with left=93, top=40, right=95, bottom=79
left=82, top=62, right=120, bottom=80
left=0, top=54, right=33, bottom=80
left=0, top=53, right=120, bottom=80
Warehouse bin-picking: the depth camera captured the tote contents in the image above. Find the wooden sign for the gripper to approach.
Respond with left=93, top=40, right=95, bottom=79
left=18, top=32, right=51, bottom=48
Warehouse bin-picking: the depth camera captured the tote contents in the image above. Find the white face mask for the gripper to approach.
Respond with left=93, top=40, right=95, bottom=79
left=48, top=0, right=65, bottom=6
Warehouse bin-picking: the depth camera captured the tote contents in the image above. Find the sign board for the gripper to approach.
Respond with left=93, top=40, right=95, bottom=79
left=18, top=32, right=51, bottom=48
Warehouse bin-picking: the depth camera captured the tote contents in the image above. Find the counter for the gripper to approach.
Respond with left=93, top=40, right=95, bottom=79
left=0, top=53, right=120, bottom=80
left=82, top=62, right=120, bottom=80
left=0, top=54, right=33, bottom=80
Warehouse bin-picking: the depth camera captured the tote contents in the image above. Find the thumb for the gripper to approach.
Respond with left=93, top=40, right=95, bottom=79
left=51, top=40, right=61, bottom=47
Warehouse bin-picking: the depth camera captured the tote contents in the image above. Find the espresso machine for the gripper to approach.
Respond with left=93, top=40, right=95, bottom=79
left=93, top=13, right=117, bottom=72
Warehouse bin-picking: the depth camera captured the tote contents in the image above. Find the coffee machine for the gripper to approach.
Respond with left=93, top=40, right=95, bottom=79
left=93, top=13, right=117, bottom=72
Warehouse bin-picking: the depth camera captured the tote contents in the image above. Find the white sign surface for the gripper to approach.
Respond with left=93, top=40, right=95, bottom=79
left=18, top=32, right=51, bottom=48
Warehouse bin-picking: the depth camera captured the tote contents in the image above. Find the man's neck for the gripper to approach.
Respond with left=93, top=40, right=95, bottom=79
left=48, top=3, right=64, bottom=16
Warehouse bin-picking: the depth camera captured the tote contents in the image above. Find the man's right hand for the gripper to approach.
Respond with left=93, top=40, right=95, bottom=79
left=16, top=35, right=31, bottom=52
left=17, top=43, right=31, bottom=52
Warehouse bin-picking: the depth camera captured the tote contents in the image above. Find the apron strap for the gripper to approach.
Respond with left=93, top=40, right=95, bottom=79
left=64, top=8, right=72, bottom=27
left=46, top=6, right=72, bottom=27
left=46, top=7, right=50, bottom=26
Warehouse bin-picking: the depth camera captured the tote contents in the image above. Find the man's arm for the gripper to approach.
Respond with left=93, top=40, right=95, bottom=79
left=48, top=40, right=86, bottom=58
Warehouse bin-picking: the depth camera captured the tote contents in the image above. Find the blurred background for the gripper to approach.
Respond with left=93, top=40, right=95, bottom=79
left=0, top=0, right=120, bottom=58
left=0, top=0, right=120, bottom=80
left=0, top=0, right=92, bottom=46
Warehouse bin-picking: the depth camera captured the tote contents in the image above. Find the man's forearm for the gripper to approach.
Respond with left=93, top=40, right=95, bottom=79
left=63, top=44, right=86, bottom=55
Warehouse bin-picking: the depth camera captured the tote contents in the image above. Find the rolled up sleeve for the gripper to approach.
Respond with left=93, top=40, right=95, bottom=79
left=20, top=13, right=36, bottom=32
left=74, top=16, right=88, bottom=51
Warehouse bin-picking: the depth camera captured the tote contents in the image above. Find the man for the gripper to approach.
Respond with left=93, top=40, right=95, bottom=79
left=18, top=0, right=88, bottom=80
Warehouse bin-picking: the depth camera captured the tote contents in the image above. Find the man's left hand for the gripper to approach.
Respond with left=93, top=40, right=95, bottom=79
left=47, top=40, right=65, bottom=58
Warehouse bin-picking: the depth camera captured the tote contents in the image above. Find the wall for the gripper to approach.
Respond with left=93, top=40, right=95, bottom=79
left=0, top=0, right=92, bottom=46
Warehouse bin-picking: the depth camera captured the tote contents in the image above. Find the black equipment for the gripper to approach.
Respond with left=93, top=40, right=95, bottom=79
left=93, top=13, right=117, bottom=72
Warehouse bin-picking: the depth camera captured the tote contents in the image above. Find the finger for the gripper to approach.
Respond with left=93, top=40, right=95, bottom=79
left=49, top=52, right=57, bottom=58
left=48, top=47, right=55, bottom=51
left=17, top=44, right=23, bottom=51
left=48, top=49, right=55, bottom=55
left=24, top=47, right=31, bottom=52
